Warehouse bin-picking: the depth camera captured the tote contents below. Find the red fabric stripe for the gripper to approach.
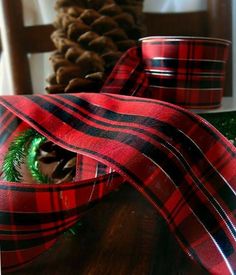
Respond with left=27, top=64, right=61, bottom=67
left=0, top=93, right=235, bottom=274
left=0, top=46, right=235, bottom=274
left=102, top=47, right=228, bottom=108
left=0, top=172, right=123, bottom=271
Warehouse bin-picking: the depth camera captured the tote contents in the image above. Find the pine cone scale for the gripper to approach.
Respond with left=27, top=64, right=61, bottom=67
left=46, top=0, right=145, bottom=94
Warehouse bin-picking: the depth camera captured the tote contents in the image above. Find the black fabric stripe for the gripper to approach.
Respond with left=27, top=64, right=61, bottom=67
left=145, top=70, right=224, bottom=77
left=97, top=162, right=108, bottom=177
left=31, top=96, right=199, bottom=190
left=59, top=95, right=235, bottom=212
left=0, top=173, right=120, bottom=192
left=104, top=94, right=234, bottom=155
left=0, top=199, right=97, bottom=227
left=114, top=47, right=143, bottom=96
left=148, top=98, right=221, bottom=108
left=30, top=96, right=236, bottom=247
left=1, top=220, right=73, bottom=252
left=191, top=203, right=234, bottom=257
left=1, top=98, right=234, bottom=260
left=0, top=116, right=22, bottom=145
left=1, top=112, right=13, bottom=126
left=0, top=216, right=79, bottom=235
left=122, top=69, right=146, bottom=96
left=1, top=220, right=202, bottom=275
left=148, top=76, right=222, bottom=89
left=0, top=98, right=142, bottom=187
left=1, top=97, right=234, bottom=233
left=53, top=96, right=204, bottom=175
left=0, top=105, right=7, bottom=116
left=0, top=99, right=170, bottom=219
left=0, top=105, right=10, bottom=123
left=150, top=58, right=224, bottom=72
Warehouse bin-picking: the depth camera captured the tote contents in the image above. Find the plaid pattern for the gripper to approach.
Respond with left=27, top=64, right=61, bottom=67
left=102, top=41, right=229, bottom=108
left=141, top=38, right=229, bottom=62
left=102, top=47, right=224, bottom=108
left=145, top=86, right=223, bottom=109
left=0, top=93, right=235, bottom=274
left=0, top=46, right=235, bottom=274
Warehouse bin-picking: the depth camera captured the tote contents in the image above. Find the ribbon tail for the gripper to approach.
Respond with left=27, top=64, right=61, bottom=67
left=0, top=93, right=235, bottom=274
left=101, top=47, right=149, bottom=97
left=0, top=98, right=125, bottom=271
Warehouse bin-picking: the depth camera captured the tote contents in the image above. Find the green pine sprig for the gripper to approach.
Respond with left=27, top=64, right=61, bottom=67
left=2, top=129, right=81, bottom=236
left=27, top=134, right=50, bottom=183
left=2, top=129, right=37, bottom=182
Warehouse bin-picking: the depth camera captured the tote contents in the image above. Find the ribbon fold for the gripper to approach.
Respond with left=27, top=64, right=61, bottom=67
left=0, top=47, right=235, bottom=274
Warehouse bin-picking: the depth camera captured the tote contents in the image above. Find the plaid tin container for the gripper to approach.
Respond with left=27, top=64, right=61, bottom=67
left=140, top=36, right=231, bottom=109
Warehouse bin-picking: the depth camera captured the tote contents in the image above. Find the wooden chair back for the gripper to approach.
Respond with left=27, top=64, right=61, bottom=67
left=0, top=0, right=232, bottom=96
left=0, top=1, right=233, bottom=274
left=0, top=0, right=55, bottom=95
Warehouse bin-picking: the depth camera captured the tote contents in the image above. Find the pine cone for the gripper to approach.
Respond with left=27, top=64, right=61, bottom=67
left=38, top=141, right=76, bottom=184
left=46, top=0, right=145, bottom=94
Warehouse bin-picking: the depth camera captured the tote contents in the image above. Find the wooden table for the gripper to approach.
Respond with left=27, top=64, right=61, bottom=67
left=7, top=184, right=207, bottom=275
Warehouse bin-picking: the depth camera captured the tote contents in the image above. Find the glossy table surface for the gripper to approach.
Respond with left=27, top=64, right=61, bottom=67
left=195, top=96, right=236, bottom=114
left=7, top=184, right=207, bottom=275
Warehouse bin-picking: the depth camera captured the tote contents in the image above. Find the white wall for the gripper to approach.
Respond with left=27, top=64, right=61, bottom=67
left=143, top=0, right=207, bottom=13
left=22, top=0, right=56, bottom=26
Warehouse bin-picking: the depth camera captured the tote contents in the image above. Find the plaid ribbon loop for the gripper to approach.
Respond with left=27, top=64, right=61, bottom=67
left=0, top=47, right=235, bottom=274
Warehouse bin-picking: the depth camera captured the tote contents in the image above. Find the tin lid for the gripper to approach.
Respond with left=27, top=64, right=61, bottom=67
left=139, top=36, right=231, bottom=45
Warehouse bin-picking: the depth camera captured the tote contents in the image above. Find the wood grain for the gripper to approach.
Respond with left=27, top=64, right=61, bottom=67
left=207, top=0, right=232, bottom=96
left=7, top=184, right=207, bottom=275
left=144, top=11, right=209, bottom=37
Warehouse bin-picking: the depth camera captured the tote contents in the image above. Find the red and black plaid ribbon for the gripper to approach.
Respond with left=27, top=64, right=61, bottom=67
left=102, top=41, right=228, bottom=109
left=142, top=38, right=229, bottom=109
left=0, top=47, right=235, bottom=274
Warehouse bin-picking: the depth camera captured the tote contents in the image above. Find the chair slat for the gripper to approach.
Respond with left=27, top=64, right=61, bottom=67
left=0, top=0, right=55, bottom=94
left=0, top=0, right=33, bottom=94
left=23, top=25, right=55, bottom=53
